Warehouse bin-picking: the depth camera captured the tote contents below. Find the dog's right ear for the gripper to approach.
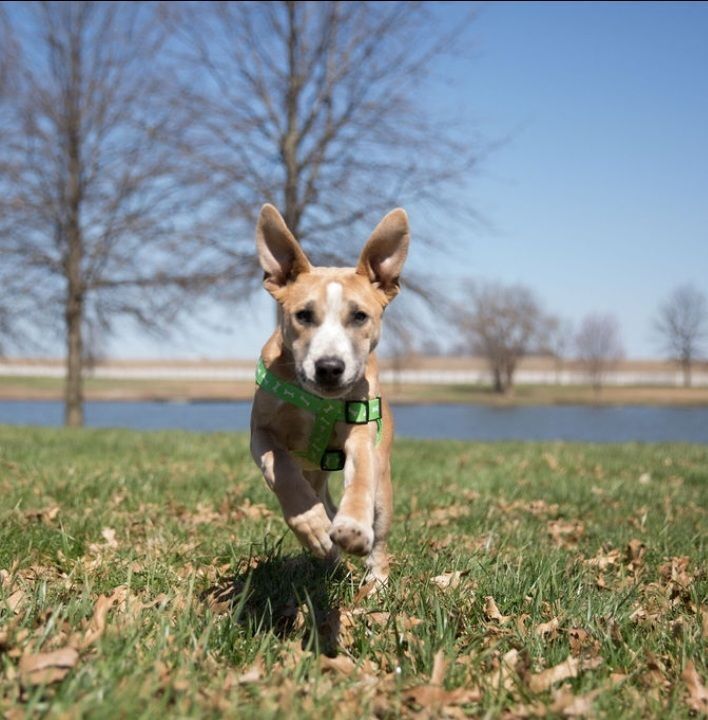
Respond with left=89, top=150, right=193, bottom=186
left=256, top=204, right=312, bottom=297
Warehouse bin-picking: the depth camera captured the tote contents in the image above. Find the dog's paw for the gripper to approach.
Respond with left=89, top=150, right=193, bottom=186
left=329, top=515, right=374, bottom=556
left=287, top=504, right=334, bottom=559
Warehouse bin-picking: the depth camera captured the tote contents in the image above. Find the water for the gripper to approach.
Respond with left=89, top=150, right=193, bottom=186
left=1, top=400, right=707, bottom=442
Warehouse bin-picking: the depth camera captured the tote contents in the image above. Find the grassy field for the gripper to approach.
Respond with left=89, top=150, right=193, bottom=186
left=3, top=374, right=708, bottom=405
left=0, top=427, right=706, bottom=718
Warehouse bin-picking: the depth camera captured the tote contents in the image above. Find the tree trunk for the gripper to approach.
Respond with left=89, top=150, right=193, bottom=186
left=681, top=358, right=692, bottom=388
left=492, top=366, right=504, bottom=394
left=64, top=153, right=84, bottom=427
left=63, top=34, right=84, bottom=428
left=282, top=0, right=300, bottom=237
left=64, top=283, right=84, bottom=427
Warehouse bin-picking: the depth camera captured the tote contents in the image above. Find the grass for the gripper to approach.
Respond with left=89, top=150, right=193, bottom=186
left=0, top=426, right=706, bottom=718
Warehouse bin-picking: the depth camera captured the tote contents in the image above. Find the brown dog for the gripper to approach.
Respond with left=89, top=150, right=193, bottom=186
left=250, top=204, right=409, bottom=585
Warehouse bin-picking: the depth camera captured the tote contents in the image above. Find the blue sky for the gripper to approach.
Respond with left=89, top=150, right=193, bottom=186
left=111, top=1, right=708, bottom=360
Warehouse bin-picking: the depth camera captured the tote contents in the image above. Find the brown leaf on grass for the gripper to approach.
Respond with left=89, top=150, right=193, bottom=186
left=101, top=527, right=118, bottom=548
left=681, top=660, right=708, bottom=714
left=352, top=580, right=377, bottom=604
left=88, top=527, right=118, bottom=554
left=534, top=616, right=561, bottom=638
left=234, top=657, right=265, bottom=685
left=584, top=547, right=621, bottom=570
left=542, top=452, right=559, bottom=470
left=659, top=556, right=694, bottom=590
left=486, top=648, right=520, bottom=692
left=80, top=586, right=129, bottom=648
left=234, top=499, right=274, bottom=520
left=625, top=539, right=646, bottom=569
left=6, top=589, right=24, bottom=614
left=429, top=505, right=470, bottom=527
left=483, top=596, right=510, bottom=624
left=566, top=628, right=601, bottom=658
left=550, top=685, right=602, bottom=717
left=431, top=570, right=469, bottom=591
left=319, top=654, right=379, bottom=678
left=320, top=654, right=357, bottom=675
left=404, top=650, right=482, bottom=710
left=547, top=520, right=584, bottom=548
left=19, top=647, right=79, bottom=686
left=23, top=505, right=60, bottom=524
left=701, top=605, right=708, bottom=640
left=527, top=655, right=602, bottom=694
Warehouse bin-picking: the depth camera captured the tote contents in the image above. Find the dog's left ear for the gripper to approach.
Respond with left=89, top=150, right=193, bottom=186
left=356, top=209, right=410, bottom=303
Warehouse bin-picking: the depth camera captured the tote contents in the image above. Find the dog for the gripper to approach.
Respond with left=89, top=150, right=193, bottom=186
left=250, top=204, right=409, bottom=586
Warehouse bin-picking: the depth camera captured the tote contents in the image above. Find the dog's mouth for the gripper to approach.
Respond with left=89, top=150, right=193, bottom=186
left=297, top=371, right=355, bottom=399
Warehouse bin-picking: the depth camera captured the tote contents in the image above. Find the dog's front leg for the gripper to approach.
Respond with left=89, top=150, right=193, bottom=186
left=329, top=426, right=377, bottom=557
left=251, top=428, right=335, bottom=559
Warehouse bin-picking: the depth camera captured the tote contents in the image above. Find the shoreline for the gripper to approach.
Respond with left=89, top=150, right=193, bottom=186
left=2, top=379, right=708, bottom=407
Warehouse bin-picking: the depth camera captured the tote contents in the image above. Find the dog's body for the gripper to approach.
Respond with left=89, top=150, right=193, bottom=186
left=250, top=204, right=409, bottom=585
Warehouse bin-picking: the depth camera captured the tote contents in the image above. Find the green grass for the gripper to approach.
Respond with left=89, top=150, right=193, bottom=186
left=0, top=426, right=706, bottom=718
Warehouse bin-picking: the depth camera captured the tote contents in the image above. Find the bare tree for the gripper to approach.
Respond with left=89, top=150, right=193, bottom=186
left=456, top=281, right=550, bottom=394
left=166, top=1, right=478, bottom=278
left=544, top=316, right=574, bottom=385
left=574, top=314, right=624, bottom=393
left=654, top=284, right=708, bottom=387
left=0, top=2, right=224, bottom=425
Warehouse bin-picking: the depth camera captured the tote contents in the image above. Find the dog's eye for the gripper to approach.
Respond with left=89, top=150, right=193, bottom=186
left=295, top=309, right=315, bottom=325
left=351, top=310, right=369, bottom=325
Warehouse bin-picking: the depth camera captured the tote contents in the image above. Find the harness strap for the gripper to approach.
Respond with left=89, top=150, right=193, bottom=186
left=255, top=358, right=382, bottom=471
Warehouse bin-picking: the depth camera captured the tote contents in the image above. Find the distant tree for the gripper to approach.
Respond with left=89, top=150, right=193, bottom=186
left=654, top=284, right=708, bottom=387
left=0, top=2, right=224, bottom=425
left=456, top=281, right=550, bottom=393
left=167, top=1, right=478, bottom=280
left=544, top=316, right=574, bottom=384
left=574, top=314, right=624, bottom=393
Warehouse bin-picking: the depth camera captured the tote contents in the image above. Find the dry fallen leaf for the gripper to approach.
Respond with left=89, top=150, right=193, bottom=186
left=543, top=452, right=559, bottom=470
left=547, top=519, right=585, bottom=548
left=23, top=505, right=60, bottom=524
left=81, top=586, right=129, bottom=648
left=6, top=589, right=24, bottom=614
left=431, top=570, right=468, bottom=591
left=551, top=685, right=602, bottom=717
left=320, top=655, right=357, bottom=675
left=534, top=616, right=561, bottom=638
left=527, top=655, right=602, bottom=694
left=585, top=547, right=621, bottom=570
left=101, top=527, right=118, bottom=548
left=486, top=648, right=520, bottom=692
left=19, top=647, right=79, bottom=686
left=404, top=650, right=481, bottom=710
left=681, top=660, right=708, bottom=714
left=483, top=596, right=510, bottom=624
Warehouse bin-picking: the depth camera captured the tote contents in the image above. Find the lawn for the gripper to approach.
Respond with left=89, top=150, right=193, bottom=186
left=0, top=426, right=706, bottom=718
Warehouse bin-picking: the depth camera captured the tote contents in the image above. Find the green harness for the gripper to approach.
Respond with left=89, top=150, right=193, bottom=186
left=255, top=358, right=383, bottom=472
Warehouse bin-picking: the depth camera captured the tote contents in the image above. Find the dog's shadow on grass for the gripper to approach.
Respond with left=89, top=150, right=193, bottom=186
left=201, top=551, right=347, bottom=655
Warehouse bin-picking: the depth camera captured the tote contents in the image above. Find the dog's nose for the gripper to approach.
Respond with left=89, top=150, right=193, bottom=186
left=315, top=356, right=345, bottom=384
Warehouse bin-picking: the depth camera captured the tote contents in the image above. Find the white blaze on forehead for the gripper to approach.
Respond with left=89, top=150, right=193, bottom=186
left=325, top=281, right=343, bottom=317
left=303, top=281, right=356, bottom=382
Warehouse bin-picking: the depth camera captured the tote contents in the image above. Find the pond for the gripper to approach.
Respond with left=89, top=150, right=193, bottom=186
left=1, top=400, right=707, bottom=443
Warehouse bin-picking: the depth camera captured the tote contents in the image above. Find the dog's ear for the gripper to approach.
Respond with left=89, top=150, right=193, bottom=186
left=356, top=208, right=410, bottom=302
left=256, top=204, right=311, bottom=296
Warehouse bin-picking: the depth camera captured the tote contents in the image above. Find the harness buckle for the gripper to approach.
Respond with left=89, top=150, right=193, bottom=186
left=345, top=400, right=370, bottom=424
left=320, top=449, right=346, bottom=472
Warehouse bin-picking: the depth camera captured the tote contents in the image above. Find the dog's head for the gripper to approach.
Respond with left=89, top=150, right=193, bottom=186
left=256, top=204, right=409, bottom=397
